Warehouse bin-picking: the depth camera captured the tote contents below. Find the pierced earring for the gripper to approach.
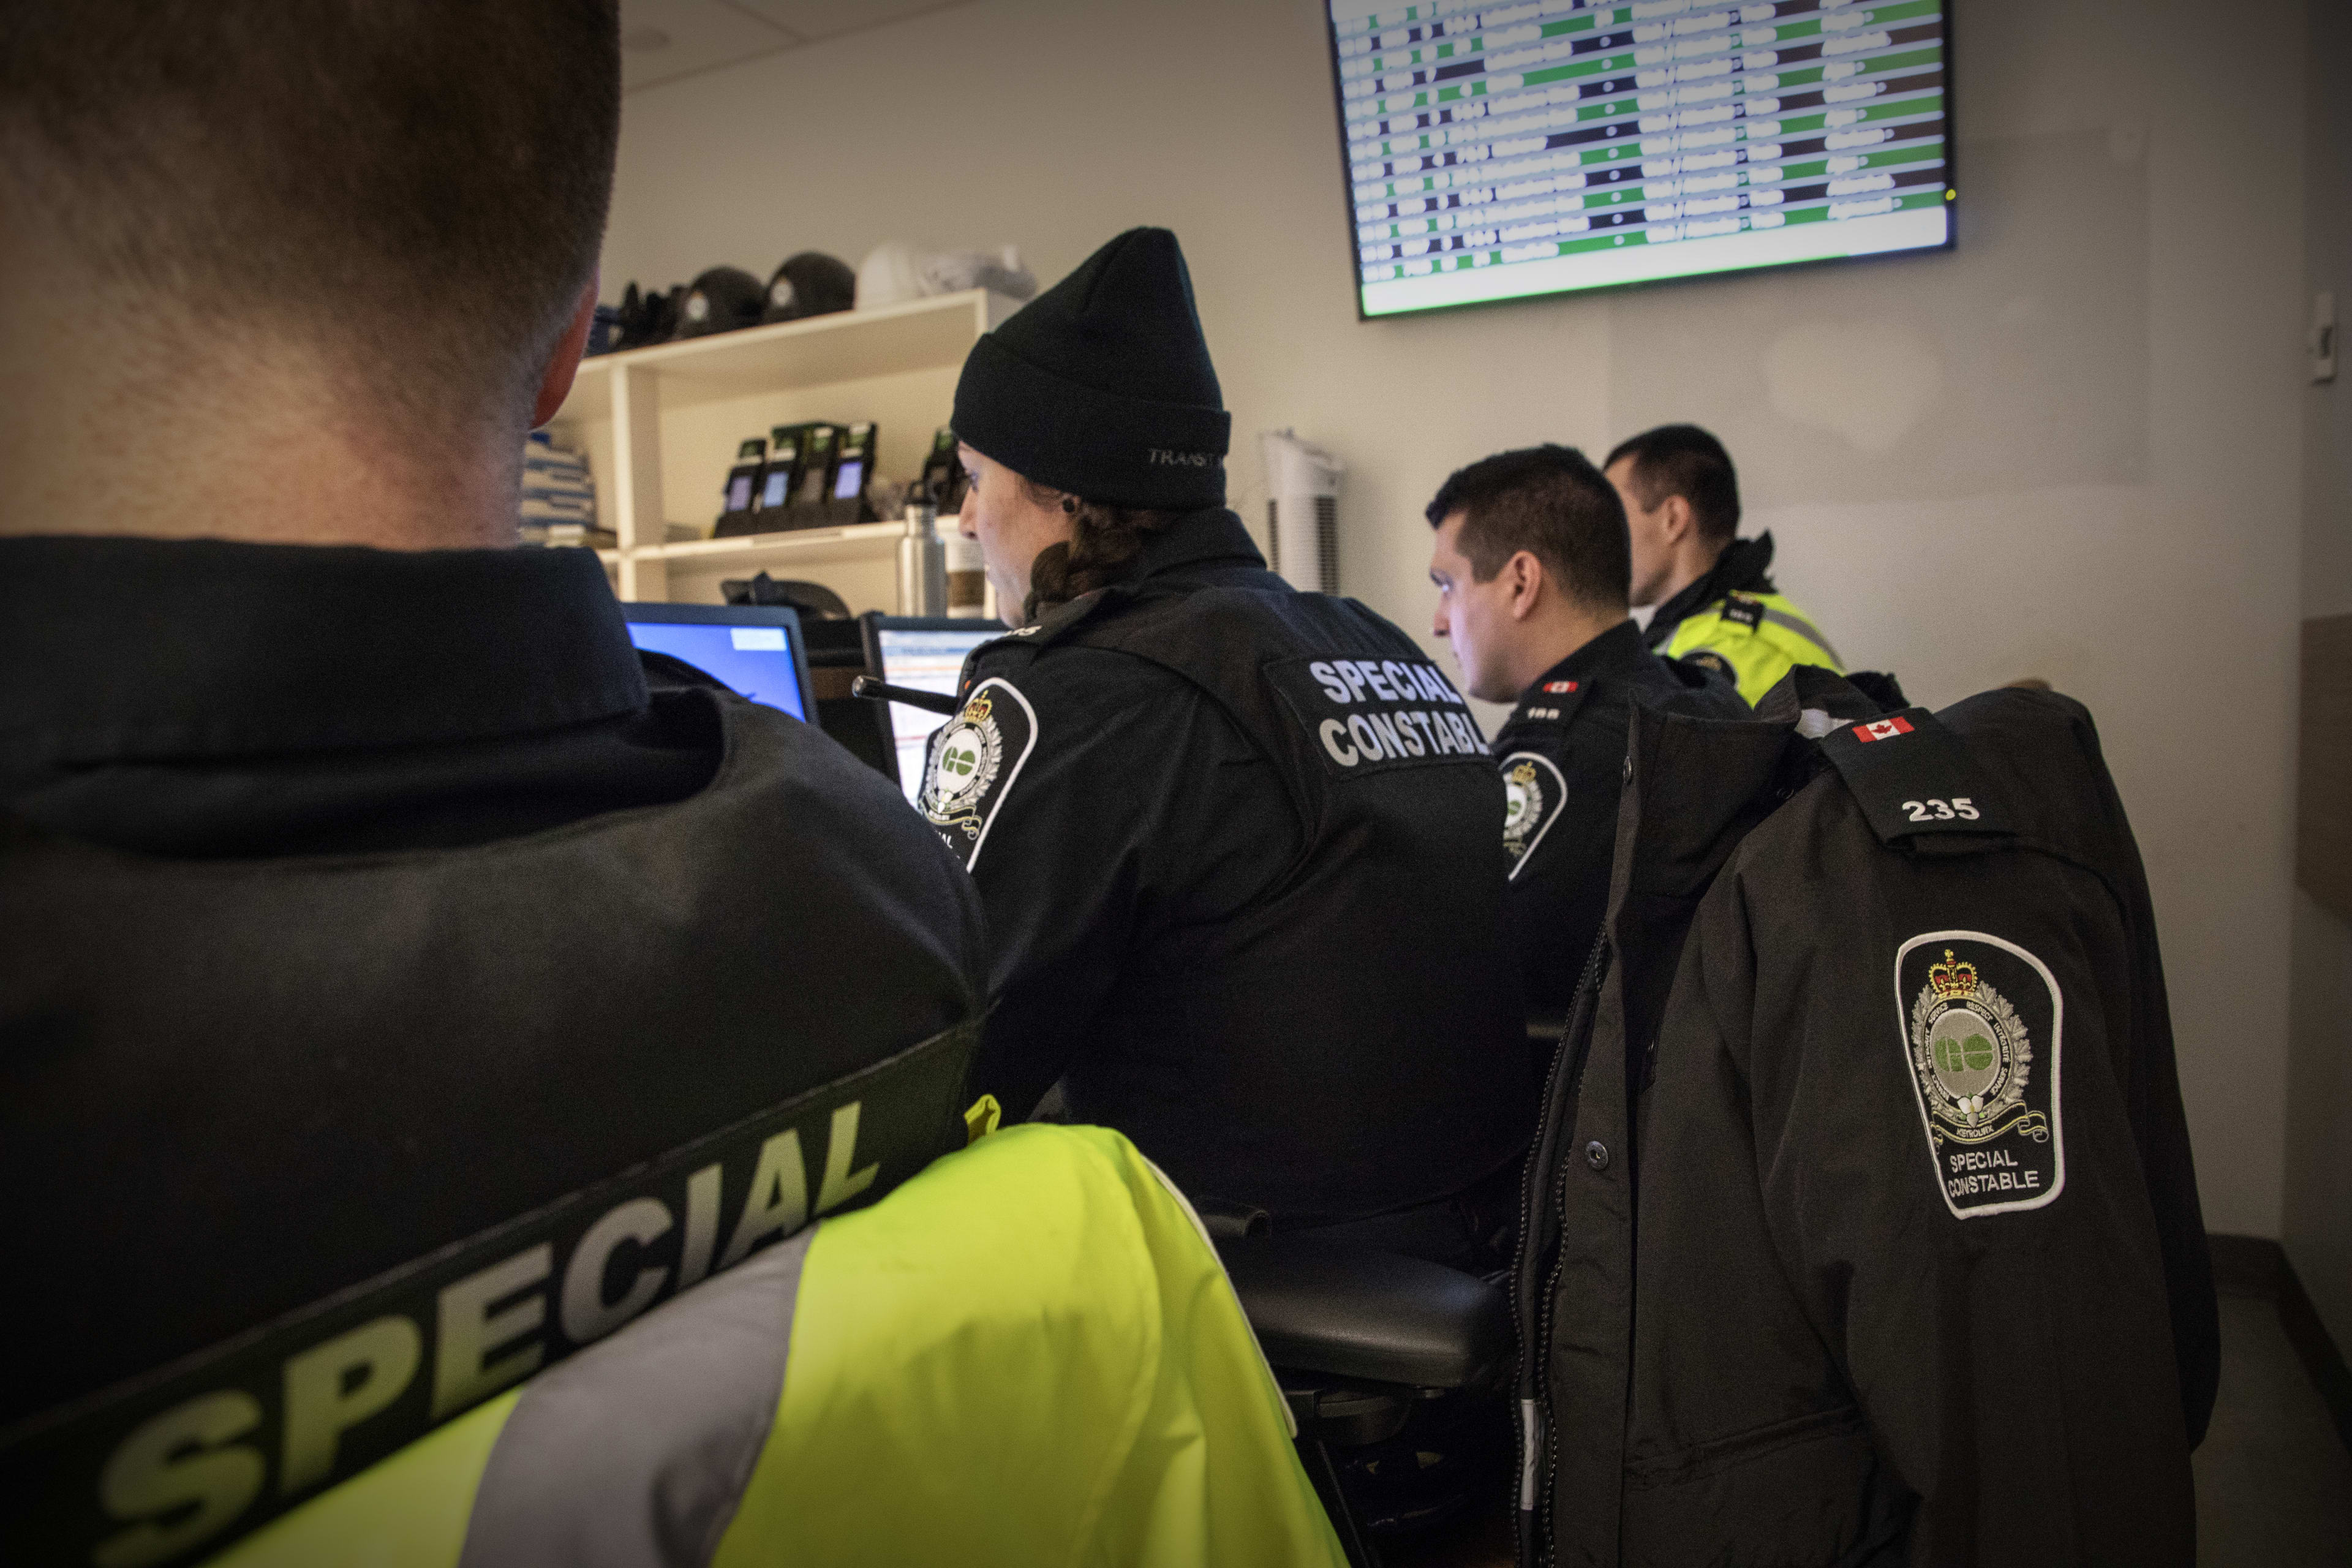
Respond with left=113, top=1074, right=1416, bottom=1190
left=1061, top=497, right=1078, bottom=514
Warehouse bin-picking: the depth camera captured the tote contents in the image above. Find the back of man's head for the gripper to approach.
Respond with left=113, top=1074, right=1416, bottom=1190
left=0, top=1, right=619, bottom=441
left=1425, top=443, right=1631, bottom=612
left=1602, top=424, right=1740, bottom=547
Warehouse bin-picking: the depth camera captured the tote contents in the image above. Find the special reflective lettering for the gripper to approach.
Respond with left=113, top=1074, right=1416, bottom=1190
left=676, top=1162, right=722, bottom=1291
left=95, top=1392, right=266, bottom=1568
left=719, top=1129, right=809, bottom=1270
left=815, top=1101, right=879, bottom=1215
left=560, top=1197, right=674, bottom=1346
left=280, top=1315, right=421, bottom=1495
left=1310, top=661, right=1351, bottom=703
left=431, top=1245, right=549, bottom=1419
left=1348, top=714, right=1385, bottom=760
left=1320, top=718, right=1359, bottom=766
left=1337, top=662, right=1371, bottom=701
left=1363, top=662, right=1397, bottom=701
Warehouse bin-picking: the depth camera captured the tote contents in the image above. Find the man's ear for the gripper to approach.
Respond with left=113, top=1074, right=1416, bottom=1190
left=1507, top=549, right=1545, bottom=620
left=1657, top=493, right=1696, bottom=548
left=531, top=276, right=600, bottom=429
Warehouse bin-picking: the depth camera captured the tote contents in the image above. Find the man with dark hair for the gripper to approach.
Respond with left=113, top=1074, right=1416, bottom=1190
left=0, top=4, right=1065, bottom=1556
left=1604, top=423, right=1845, bottom=704
left=1427, top=445, right=1745, bottom=1017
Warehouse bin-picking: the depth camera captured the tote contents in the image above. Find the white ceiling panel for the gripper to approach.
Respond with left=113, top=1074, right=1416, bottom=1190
left=618, top=0, right=798, bottom=93
left=723, top=0, right=970, bottom=44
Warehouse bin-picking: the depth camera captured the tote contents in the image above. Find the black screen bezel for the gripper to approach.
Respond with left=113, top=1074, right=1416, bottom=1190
left=1319, top=1, right=1959, bottom=322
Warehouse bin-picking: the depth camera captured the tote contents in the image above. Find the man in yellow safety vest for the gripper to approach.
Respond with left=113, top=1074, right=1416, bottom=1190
left=1604, top=424, right=1845, bottom=705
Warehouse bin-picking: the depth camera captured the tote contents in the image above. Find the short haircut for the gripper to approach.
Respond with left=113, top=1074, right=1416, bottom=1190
left=0, top=1, right=620, bottom=431
left=1604, top=424, right=1741, bottom=546
left=1425, top=444, right=1630, bottom=610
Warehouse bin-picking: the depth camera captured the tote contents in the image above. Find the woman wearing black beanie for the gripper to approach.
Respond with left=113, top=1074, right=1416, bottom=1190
left=926, top=229, right=1529, bottom=1268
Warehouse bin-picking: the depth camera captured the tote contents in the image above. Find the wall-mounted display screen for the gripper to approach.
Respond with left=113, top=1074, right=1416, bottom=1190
left=1328, top=0, right=1952, bottom=317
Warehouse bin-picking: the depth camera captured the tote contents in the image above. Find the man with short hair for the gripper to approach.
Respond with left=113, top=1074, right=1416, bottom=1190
left=1428, top=445, right=1746, bottom=1018
left=0, top=0, right=986, bottom=1516
left=1604, top=423, right=1845, bottom=704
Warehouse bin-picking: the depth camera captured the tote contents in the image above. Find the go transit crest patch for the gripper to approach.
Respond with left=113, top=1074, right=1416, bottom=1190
left=1894, top=930, right=2065, bottom=1219
left=920, top=678, right=1038, bottom=871
left=1498, top=752, right=1567, bottom=881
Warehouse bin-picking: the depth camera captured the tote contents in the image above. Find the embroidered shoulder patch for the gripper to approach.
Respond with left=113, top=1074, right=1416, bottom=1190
left=919, top=678, right=1038, bottom=870
left=1894, top=931, right=2065, bottom=1219
left=1499, top=752, right=1567, bottom=880
left=1266, top=656, right=1489, bottom=778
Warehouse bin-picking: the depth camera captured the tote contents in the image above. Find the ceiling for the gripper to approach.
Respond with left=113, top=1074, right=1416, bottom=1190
left=617, top=0, right=974, bottom=94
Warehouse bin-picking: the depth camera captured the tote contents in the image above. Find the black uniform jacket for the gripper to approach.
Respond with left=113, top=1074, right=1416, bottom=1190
left=924, top=508, right=1529, bottom=1224
left=1640, top=529, right=1779, bottom=650
left=1514, top=669, right=2217, bottom=1567
left=0, top=537, right=987, bottom=1432
left=1489, top=621, right=1745, bottom=1017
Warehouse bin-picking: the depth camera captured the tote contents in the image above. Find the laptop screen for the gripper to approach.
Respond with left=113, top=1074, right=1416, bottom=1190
left=869, top=617, right=1003, bottom=806
left=623, top=604, right=812, bottom=722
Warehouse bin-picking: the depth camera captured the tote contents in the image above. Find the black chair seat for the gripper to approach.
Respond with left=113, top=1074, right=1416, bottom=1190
left=1216, top=1235, right=1511, bottom=1392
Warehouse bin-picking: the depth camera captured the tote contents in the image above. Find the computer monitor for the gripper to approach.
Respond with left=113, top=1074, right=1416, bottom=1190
left=862, top=614, right=1005, bottom=805
left=623, top=603, right=817, bottom=723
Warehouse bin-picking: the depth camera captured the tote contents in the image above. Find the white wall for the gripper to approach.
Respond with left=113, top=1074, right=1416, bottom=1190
left=2285, top=0, right=2350, bottom=1351
left=603, top=0, right=2309, bottom=1235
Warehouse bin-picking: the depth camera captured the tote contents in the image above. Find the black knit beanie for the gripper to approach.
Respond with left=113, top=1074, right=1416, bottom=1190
left=952, top=228, right=1230, bottom=510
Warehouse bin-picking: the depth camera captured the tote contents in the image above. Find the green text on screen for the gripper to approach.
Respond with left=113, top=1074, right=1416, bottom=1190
left=1329, top=0, right=1953, bottom=316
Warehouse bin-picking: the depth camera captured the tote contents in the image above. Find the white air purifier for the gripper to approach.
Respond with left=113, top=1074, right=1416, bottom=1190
left=1260, top=429, right=1342, bottom=594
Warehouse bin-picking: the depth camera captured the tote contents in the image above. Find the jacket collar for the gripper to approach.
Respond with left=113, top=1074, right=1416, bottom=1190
left=1, top=536, right=647, bottom=778
left=1645, top=532, right=1777, bottom=645
left=1117, top=507, right=1268, bottom=584
left=1501, top=620, right=1649, bottom=730
left=1529, top=620, right=1649, bottom=693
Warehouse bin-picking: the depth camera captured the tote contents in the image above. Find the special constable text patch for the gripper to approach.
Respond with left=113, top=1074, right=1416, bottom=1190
left=1266, top=656, right=1486, bottom=777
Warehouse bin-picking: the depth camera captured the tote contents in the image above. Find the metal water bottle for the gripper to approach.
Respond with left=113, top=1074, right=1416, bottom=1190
left=897, top=493, right=947, bottom=616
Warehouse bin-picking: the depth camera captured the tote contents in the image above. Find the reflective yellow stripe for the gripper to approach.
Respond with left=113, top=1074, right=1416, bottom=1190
left=717, top=1125, right=1344, bottom=1568
left=1664, top=593, right=1844, bottom=706
left=202, top=1393, right=516, bottom=1568
left=1754, top=605, right=1841, bottom=667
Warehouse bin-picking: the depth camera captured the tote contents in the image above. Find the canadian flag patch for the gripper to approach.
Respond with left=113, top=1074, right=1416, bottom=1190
left=1855, top=715, right=1916, bottom=744
left=1544, top=680, right=1578, bottom=694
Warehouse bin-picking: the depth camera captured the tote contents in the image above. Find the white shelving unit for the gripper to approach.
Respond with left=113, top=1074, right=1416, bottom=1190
left=548, top=289, right=1020, bottom=606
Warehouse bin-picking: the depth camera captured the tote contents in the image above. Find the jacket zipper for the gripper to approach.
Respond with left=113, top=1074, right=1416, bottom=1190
left=1512, top=933, right=1610, bottom=1568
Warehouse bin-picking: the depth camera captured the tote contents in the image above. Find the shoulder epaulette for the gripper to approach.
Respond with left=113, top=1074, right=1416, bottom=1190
left=1716, top=594, right=1766, bottom=631
left=1504, top=677, right=1593, bottom=733
left=1814, top=707, right=2016, bottom=845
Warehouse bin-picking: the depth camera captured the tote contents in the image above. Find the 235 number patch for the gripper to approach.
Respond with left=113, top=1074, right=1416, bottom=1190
left=1902, top=797, right=1980, bottom=823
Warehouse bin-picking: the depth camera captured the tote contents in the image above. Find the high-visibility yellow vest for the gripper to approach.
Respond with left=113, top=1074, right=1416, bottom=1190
left=199, top=1121, right=1345, bottom=1568
left=1656, top=589, right=1844, bottom=706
